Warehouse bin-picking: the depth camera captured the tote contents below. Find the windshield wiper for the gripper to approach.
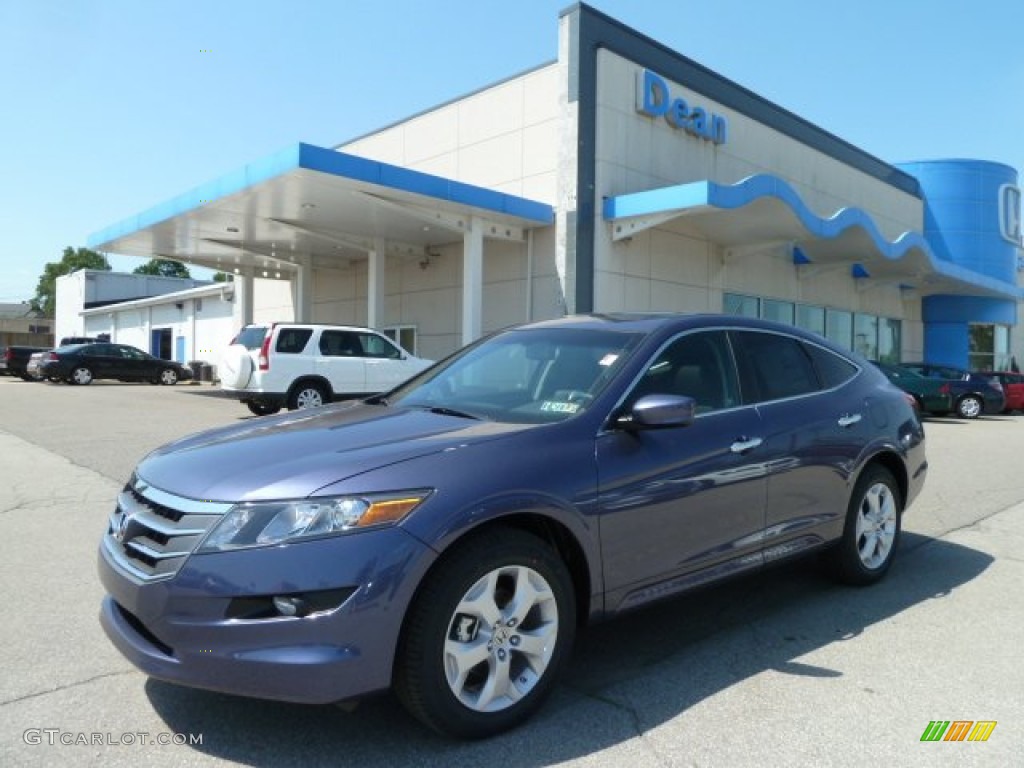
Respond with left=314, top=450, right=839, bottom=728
left=425, top=406, right=482, bottom=420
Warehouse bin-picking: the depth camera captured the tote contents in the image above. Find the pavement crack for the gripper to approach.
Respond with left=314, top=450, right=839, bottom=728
left=904, top=501, right=1023, bottom=553
left=562, top=685, right=674, bottom=767
left=0, top=670, right=134, bottom=707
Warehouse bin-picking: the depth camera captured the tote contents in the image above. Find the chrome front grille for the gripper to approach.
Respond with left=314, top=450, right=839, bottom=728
left=102, top=475, right=233, bottom=583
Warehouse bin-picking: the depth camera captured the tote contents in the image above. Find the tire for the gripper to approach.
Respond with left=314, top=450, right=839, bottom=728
left=394, top=528, right=575, bottom=739
left=246, top=400, right=281, bottom=416
left=956, top=395, right=982, bottom=419
left=220, top=345, right=255, bottom=388
left=831, top=465, right=902, bottom=586
left=69, top=366, right=93, bottom=385
left=288, top=382, right=328, bottom=410
left=159, top=368, right=179, bottom=385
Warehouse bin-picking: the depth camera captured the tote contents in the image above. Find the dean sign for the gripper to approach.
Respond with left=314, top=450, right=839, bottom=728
left=636, top=69, right=728, bottom=145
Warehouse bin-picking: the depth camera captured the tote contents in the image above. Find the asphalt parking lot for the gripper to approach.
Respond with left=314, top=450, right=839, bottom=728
left=0, top=375, right=1021, bottom=767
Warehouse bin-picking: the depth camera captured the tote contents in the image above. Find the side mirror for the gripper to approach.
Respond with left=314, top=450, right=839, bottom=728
left=616, top=394, right=696, bottom=430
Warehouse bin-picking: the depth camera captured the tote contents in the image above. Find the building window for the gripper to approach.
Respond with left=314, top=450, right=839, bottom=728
left=383, top=326, right=418, bottom=355
left=825, top=310, right=853, bottom=350
left=969, top=323, right=1010, bottom=371
left=761, top=299, right=794, bottom=325
left=878, top=318, right=901, bottom=364
left=724, top=294, right=899, bottom=359
left=795, top=305, right=825, bottom=336
left=724, top=293, right=759, bottom=318
left=854, top=314, right=879, bottom=360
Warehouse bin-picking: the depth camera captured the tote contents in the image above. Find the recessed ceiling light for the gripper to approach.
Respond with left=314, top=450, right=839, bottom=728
left=227, top=226, right=239, bottom=233
left=301, top=203, right=317, bottom=209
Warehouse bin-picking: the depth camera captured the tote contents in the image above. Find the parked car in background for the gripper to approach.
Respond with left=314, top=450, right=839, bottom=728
left=900, top=362, right=1005, bottom=418
left=99, top=314, right=927, bottom=738
left=979, top=371, right=1024, bottom=413
left=59, top=335, right=106, bottom=346
left=1, top=345, right=50, bottom=380
left=39, top=343, right=192, bottom=385
left=220, top=322, right=433, bottom=415
left=871, top=362, right=953, bottom=416
left=25, top=350, right=51, bottom=381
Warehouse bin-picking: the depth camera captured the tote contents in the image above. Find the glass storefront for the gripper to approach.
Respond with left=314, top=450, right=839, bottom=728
left=969, top=323, right=1011, bottom=371
left=725, top=293, right=900, bottom=361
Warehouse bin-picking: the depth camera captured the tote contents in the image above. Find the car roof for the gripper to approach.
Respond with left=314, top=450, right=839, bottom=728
left=515, top=313, right=836, bottom=341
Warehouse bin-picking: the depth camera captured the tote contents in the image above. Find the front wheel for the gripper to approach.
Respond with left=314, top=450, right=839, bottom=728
left=956, top=395, right=982, bottom=419
left=69, top=366, right=93, bottom=385
left=394, top=528, right=576, bottom=739
left=158, top=368, right=179, bottom=385
left=831, top=466, right=902, bottom=586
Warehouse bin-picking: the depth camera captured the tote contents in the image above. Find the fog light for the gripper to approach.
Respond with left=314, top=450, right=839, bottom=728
left=272, top=596, right=309, bottom=617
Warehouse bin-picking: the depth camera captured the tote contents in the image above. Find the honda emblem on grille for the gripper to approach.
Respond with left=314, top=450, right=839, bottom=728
left=115, top=510, right=134, bottom=543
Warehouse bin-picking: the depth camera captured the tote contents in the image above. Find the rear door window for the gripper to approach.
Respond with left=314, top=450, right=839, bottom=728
left=319, top=330, right=362, bottom=357
left=804, top=343, right=858, bottom=389
left=732, top=331, right=821, bottom=403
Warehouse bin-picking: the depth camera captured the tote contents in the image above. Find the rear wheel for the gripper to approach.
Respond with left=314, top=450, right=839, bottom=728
left=394, top=528, right=575, bottom=739
left=69, top=366, right=93, bottom=385
left=831, top=465, right=901, bottom=586
left=246, top=400, right=281, bottom=416
left=288, top=382, right=328, bottom=410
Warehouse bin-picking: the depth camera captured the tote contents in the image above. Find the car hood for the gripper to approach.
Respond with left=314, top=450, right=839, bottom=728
left=136, top=403, right=532, bottom=502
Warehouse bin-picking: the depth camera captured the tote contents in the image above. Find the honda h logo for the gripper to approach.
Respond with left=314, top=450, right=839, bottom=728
left=999, top=184, right=1022, bottom=245
left=115, top=510, right=134, bottom=543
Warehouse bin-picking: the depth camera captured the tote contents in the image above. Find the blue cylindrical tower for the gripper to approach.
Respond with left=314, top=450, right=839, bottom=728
left=898, top=159, right=1019, bottom=368
left=898, top=159, right=1019, bottom=282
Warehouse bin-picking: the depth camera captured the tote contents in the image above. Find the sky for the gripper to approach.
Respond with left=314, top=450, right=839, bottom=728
left=1, top=0, right=1022, bottom=304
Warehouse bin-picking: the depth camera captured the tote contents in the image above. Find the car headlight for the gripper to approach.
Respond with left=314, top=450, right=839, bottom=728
left=197, top=491, right=431, bottom=553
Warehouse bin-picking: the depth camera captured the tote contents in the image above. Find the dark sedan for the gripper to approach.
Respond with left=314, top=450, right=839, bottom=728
left=872, top=361, right=953, bottom=415
left=40, top=342, right=192, bottom=385
left=98, top=314, right=926, bottom=738
left=900, top=362, right=1005, bottom=418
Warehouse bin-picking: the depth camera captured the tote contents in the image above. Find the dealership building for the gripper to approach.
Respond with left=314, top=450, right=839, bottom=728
left=86, top=3, right=1023, bottom=370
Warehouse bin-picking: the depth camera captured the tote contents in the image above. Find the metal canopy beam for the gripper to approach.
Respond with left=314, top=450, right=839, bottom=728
left=353, top=191, right=527, bottom=242
left=266, top=217, right=427, bottom=259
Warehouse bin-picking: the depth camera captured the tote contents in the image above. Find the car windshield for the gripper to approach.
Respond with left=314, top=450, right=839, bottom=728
left=386, top=327, right=644, bottom=424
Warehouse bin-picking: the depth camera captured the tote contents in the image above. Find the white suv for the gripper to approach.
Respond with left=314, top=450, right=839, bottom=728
left=220, top=323, right=432, bottom=415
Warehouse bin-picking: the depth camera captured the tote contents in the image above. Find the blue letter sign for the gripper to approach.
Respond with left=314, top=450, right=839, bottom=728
left=999, top=184, right=1022, bottom=246
left=636, top=69, right=728, bottom=145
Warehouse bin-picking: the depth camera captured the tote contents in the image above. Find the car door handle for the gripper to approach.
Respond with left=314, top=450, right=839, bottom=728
left=837, top=413, right=862, bottom=428
left=730, top=437, right=763, bottom=454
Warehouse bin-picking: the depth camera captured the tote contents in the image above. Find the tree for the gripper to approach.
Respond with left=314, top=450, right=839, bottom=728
left=33, top=247, right=110, bottom=315
left=132, top=258, right=192, bottom=278
left=212, top=271, right=233, bottom=282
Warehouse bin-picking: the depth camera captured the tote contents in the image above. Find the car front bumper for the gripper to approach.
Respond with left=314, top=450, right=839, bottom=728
left=98, top=525, right=437, bottom=704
